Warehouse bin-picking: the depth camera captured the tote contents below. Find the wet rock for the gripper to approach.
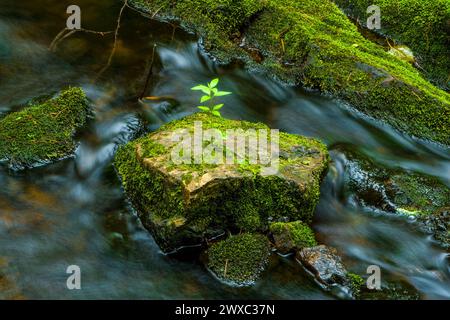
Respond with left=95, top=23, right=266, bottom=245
left=269, top=220, right=317, bottom=254
left=206, top=233, right=270, bottom=286
left=114, top=112, right=328, bottom=252
left=0, top=88, right=90, bottom=170
left=296, top=245, right=349, bottom=288
left=343, top=150, right=450, bottom=247
left=417, top=208, right=450, bottom=249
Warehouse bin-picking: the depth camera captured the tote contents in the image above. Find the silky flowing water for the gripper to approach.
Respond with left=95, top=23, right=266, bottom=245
left=0, top=0, right=448, bottom=299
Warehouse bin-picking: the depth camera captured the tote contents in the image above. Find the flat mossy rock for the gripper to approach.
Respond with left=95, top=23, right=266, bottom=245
left=114, top=112, right=329, bottom=252
left=0, top=88, right=89, bottom=169
left=206, top=233, right=270, bottom=286
left=130, top=0, right=450, bottom=145
left=269, top=220, right=317, bottom=254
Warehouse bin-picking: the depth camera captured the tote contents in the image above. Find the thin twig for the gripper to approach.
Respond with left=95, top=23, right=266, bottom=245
left=139, top=44, right=157, bottom=99
left=142, top=96, right=176, bottom=101
left=49, top=28, right=69, bottom=51
left=77, top=28, right=113, bottom=36
left=170, top=24, right=177, bottom=42
left=96, top=0, right=128, bottom=80
left=224, top=259, right=229, bottom=278
left=51, top=29, right=77, bottom=51
left=49, top=28, right=113, bottom=51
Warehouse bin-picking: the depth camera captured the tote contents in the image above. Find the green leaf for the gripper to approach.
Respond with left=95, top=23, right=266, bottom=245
left=209, top=78, right=219, bottom=88
left=211, top=110, right=221, bottom=117
left=213, top=104, right=224, bottom=110
left=197, top=106, right=210, bottom=112
left=200, top=95, right=211, bottom=103
left=215, top=91, right=232, bottom=97
left=211, top=88, right=218, bottom=95
left=191, top=85, right=210, bottom=95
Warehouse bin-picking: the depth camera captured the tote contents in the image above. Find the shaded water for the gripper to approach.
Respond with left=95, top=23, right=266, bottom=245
left=0, top=0, right=448, bottom=299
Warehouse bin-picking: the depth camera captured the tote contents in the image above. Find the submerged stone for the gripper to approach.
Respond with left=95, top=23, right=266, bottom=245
left=206, top=233, right=270, bottom=286
left=357, top=281, right=420, bottom=300
left=114, top=112, right=329, bottom=252
left=0, top=257, right=24, bottom=299
left=0, top=87, right=89, bottom=170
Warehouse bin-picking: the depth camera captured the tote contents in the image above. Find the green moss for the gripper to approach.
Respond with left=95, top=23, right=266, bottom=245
left=139, top=139, right=167, bottom=158
left=114, top=140, right=185, bottom=220
left=270, top=220, right=317, bottom=249
left=387, top=173, right=450, bottom=216
left=334, top=0, right=450, bottom=90
left=0, top=87, right=89, bottom=169
left=207, top=233, right=270, bottom=285
left=131, top=0, right=450, bottom=145
left=247, top=0, right=450, bottom=144
left=347, top=272, right=365, bottom=297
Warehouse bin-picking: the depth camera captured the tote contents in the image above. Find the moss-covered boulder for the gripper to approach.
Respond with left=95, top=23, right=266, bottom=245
left=0, top=88, right=89, bottom=169
left=114, top=112, right=328, bottom=252
left=334, top=0, right=450, bottom=90
left=206, top=233, right=270, bottom=285
left=269, top=220, right=317, bottom=254
left=343, top=149, right=450, bottom=247
left=130, top=0, right=450, bottom=145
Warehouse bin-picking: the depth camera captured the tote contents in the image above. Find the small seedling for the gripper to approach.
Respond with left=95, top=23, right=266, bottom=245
left=191, top=78, right=231, bottom=117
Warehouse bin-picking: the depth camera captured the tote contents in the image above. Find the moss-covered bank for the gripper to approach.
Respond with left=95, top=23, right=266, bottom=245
left=0, top=88, right=89, bottom=169
left=130, top=0, right=450, bottom=145
left=114, top=112, right=329, bottom=252
left=334, top=0, right=450, bottom=90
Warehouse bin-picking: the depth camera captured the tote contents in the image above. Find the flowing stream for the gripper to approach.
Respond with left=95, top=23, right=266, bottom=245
left=0, top=0, right=449, bottom=299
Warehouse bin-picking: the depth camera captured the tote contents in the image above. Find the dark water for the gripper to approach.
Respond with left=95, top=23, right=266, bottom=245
left=0, top=0, right=449, bottom=299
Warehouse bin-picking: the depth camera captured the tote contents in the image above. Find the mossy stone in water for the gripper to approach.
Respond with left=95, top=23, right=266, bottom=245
left=343, top=148, right=450, bottom=247
left=207, top=233, right=270, bottom=285
left=114, top=112, right=329, bottom=252
left=0, top=87, right=89, bottom=169
left=270, top=220, right=317, bottom=253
